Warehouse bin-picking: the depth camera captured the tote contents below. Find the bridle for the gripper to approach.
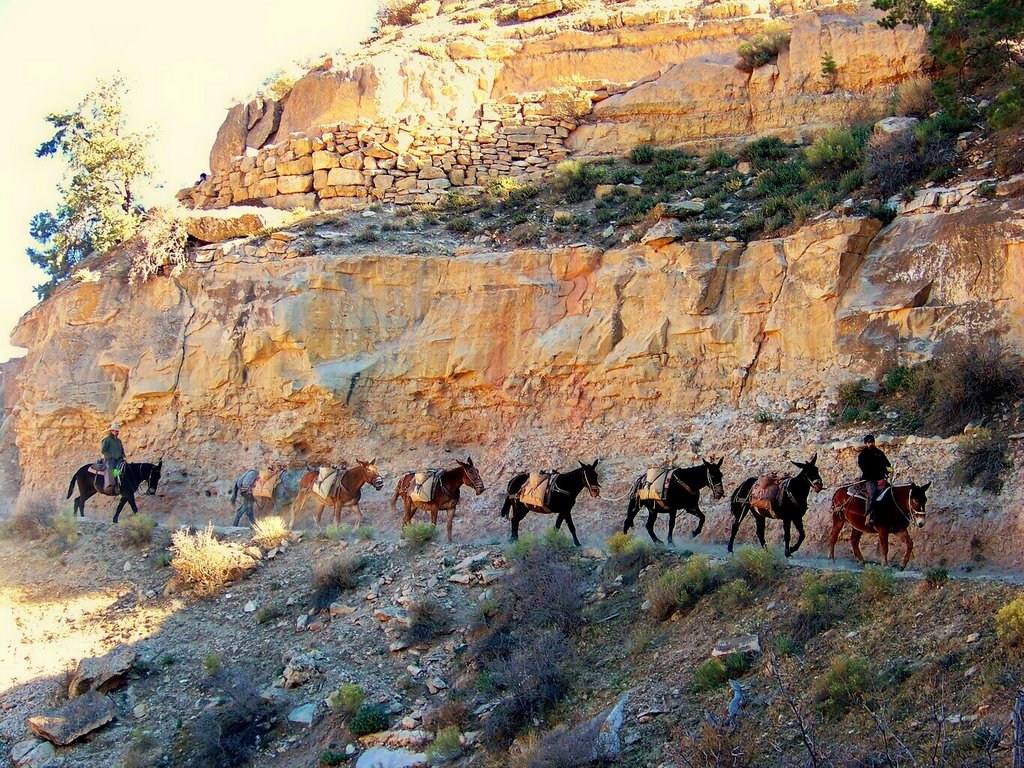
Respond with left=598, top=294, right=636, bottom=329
left=889, top=485, right=926, bottom=528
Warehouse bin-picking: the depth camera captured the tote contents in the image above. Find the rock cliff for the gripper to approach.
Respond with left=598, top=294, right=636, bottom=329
left=8, top=193, right=1024, bottom=568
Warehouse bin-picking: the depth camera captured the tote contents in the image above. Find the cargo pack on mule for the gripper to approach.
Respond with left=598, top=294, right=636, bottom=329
left=391, top=457, right=485, bottom=543
left=623, top=457, right=725, bottom=544
left=501, top=460, right=601, bottom=547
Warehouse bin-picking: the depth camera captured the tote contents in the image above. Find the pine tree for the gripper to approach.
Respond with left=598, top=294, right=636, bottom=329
left=27, top=76, right=152, bottom=298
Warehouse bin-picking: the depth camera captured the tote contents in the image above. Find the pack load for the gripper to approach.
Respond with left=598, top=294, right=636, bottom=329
left=253, top=469, right=282, bottom=499
left=637, top=467, right=673, bottom=504
left=410, top=469, right=443, bottom=503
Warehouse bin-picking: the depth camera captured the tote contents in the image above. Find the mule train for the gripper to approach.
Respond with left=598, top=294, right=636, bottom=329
left=221, top=447, right=930, bottom=569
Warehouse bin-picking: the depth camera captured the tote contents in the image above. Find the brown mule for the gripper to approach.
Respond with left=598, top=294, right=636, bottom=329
left=828, top=481, right=931, bottom=569
left=390, top=456, right=485, bottom=542
left=290, top=460, right=384, bottom=529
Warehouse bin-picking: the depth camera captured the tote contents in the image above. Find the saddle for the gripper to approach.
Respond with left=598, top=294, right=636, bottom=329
left=749, top=473, right=789, bottom=518
left=410, top=469, right=444, bottom=504
left=519, top=471, right=558, bottom=509
left=312, top=467, right=343, bottom=500
left=88, top=459, right=126, bottom=495
left=637, top=467, right=673, bottom=505
left=253, top=469, right=283, bottom=499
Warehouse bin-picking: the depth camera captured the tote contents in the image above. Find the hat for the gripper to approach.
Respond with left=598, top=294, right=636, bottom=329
left=109, top=422, right=121, bottom=431
left=863, top=434, right=875, bottom=443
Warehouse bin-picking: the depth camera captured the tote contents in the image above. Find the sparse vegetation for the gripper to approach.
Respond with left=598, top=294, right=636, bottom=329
left=253, top=603, right=282, bottom=625
left=312, top=554, right=366, bottom=611
left=996, top=596, right=1024, bottom=654
left=895, top=76, right=936, bottom=117
left=645, top=555, right=723, bottom=621
left=736, top=22, right=790, bottom=72
left=5, top=496, right=57, bottom=540
left=202, top=653, right=221, bottom=676
left=401, top=521, right=437, bottom=548
left=923, top=566, right=949, bottom=588
left=250, top=515, right=289, bottom=549
left=170, top=525, right=253, bottom=596
left=951, top=429, right=1011, bottom=493
left=404, top=598, right=450, bottom=644
left=426, top=726, right=463, bottom=763
left=119, top=514, right=156, bottom=548
left=733, top=545, right=784, bottom=585
left=327, top=683, right=365, bottom=716
left=131, top=206, right=189, bottom=286
left=813, top=655, right=879, bottom=717
left=50, top=510, right=79, bottom=553
left=693, top=653, right=753, bottom=691
left=860, top=564, right=896, bottom=601
left=349, top=703, right=389, bottom=736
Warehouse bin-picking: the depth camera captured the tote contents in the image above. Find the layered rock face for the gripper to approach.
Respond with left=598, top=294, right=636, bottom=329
left=9, top=198, right=1024, bottom=568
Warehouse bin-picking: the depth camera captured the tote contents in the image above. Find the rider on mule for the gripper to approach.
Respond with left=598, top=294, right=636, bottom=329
left=100, top=422, right=126, bottom=494
left=858, top=434, right=891, bottom=526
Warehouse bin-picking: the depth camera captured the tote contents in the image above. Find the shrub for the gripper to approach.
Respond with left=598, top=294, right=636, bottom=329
left=416, top=42, right=447, bottom=60
left=171, top=525, right=254, bottom=596
left=130, top=206, right=188, bottom=286
left=404, top=598, right=450, bottom=644
left=203, top=653, right=221, bottom=676
left=424, top=700, right=469, bottom=731
left=988, top=86, right=1024, bottom=131
left=312, top=555, right=366, bottom=611
left=804, top=128, right=865, bottom=171
left=441, top=190, right=477, bottom=212
left=820, top=52, right=838, bottom=91
left=860, top=564, right=896, bottom=601
left=554, top=160, right=607, bottom=202
left=377, top=0, right=426, bottom=26
left=630, top=143, right=656, bottom=164
left=693, top=653, right=752, bottom=691
left=250, top=515, right=289, bottom=549
left=51, top=511, right=79, bottom=552
left=426, top=726, right=463, bottom=763
left=865, top=132, right=928, bottom=199
left=607, top=532, right=654, bottom=577
left=486, top=176, right=538, bottom=207
left=895, top=76, right=936, bottom=117
left=737, top=22, right=790, bottom=72
left=740, top=136, right=789, bottom=169
left=719, top=578, right=753, bottom=610
left=355, top=225, right=379, bottom=243
left=119, top=514, right=156, bottom=548
left=153, top=550, right=173, bottom=569
left=951, top=429, right=1011, bottom=493
left=788, top=572, right=854, bottom=644
left=626, top=624, right=658, bottom=656
left=705, top=150, right=736, bottom=169
left=733, top=545, right=784, bottom=585
left=349, top=704, right=389, bottom=736
left=646, top=556, right=722, bottom=621
left=813, top=655, right=879, bottom=717
left=996, top=596, right=1024, bottom=652
left=123, top=729, right=160, bottom=768
left=253, top=603, right=282, bottom=625
left=923, top=566, right=949, bottom=588
left=319, top=748, right=347, bottom=766
left=401, top=521, right=437, bottom=548
left=6, top=496, right=56, bottom=540
left=607, top=531, right=635, bottom=555
left=327, top=683, right=365, bottom=715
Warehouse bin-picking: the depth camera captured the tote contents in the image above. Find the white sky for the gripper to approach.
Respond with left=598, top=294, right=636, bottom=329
left=0, top=0, right=378, bottom=361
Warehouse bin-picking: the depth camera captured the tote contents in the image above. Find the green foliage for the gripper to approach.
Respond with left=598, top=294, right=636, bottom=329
left=813, top=655, right=879, bottom=717
left=327, top=683, right=365, bottom=715
left=952, top=429, right=1011, bottom=493
left=486, top=176, right=538, bottom=207
left=626, top=624, right=658, bottom=656
left=996, top=596, right=1024, bottom=652
left=312, top=555, right=366, bottom=611
left=772, top=636, right=800, bottom=657
left=820, top=52, right=838, bottom=90
left=50, top=510, right=79, bottom=553
left=349, top=704, right=389, bottom=736
left=754, top=408, right=778, bottom=424
left=860, top=564, right=896, bottom=601
left=630, top=143, right=656, bottom=164
left=987, top=85, right=1024, bottom=130
left=119, top=514, right=156, bottom=548
left=202, top=653, right=221, bottom=676
left=804, top=128, right=868, bottom=171
left=719, top=578, right=753, bottom=609
left=319, top=748, right=347, bottom=766
left=740, top=136, right=790, bottom=169
left=923, top=566, right=949, bottom=588
left=736, top=22, right=791, bottom=72
left=646, top=555, right=723, bottom=621
left=693, top=653, right=753, bottom=692
left=705, top=150, right=736, bottom=169
left=401, top=522, right=437, bottom=548
left=441, top=190, right=478, bottom=212
left=153, top=550, right=173, bottom=569
left=733, top=545, right=784, bottom=585
left=555, top=160, right=607, bottom=202
left=882, top=365, right=913, bottom=393
left=29, top=76, right=152, bottom=298
left=253, top=603, right=282, bottom=625
left=447, top=216, right=474, bottom=233
left=426, top=726, right=463, bottom=763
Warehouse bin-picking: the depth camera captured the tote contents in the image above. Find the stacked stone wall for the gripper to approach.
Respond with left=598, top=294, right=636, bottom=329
left=181, top=98, right=575, bottom=211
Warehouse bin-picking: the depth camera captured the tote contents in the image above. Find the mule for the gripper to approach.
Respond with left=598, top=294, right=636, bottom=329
left=727, top=454, right=823, bottom=557
left=391, top=456, right=485, bottom=542
left=828, top=481, right=931, bottom=569
left=501, top=461, right=601, bottom=547
left=229, top=468, right=308, bottom=526
left=290, top=460, right=384, bottom=529
left=66, top=460, right=163, bottom=523
left=624, top=457, right=725, bottom=544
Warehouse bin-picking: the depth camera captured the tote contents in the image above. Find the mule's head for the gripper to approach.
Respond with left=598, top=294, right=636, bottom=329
left=358, top=458, right=384, bottom=490
left=908, top=481, right=930, bottom=527
left=457, top=455, right=485, bottom=495
left=579, top=459, right=601, bottom=498
left=703, top=456, right=725, bottom=499
left=792, top=453, right=823, bottom=493
left=147, top=460, right=163, bottom=495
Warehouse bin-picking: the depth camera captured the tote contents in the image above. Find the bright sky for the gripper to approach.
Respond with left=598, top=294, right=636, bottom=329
left=0, top=0, right=378, bottom=361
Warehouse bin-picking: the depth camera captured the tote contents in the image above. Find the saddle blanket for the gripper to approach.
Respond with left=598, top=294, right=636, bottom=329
left=253, top=469, right=282, bottom=499
left=410, top=470, right=443, bottom=503
left=312, top=467, right=342, bottom=499
left=749, top=473, right=789, bottom=518
left=519, top=471, right=556, bottom=509
left=637, top=467, right=672, bottom=503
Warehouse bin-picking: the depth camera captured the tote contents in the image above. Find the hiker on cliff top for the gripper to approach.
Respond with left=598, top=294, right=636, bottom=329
left=101, top=423, right=126, bottom=494
left=858, top=434, right=892, bottom=526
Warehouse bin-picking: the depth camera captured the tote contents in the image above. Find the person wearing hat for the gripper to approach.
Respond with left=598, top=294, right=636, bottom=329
left=858, top=434, right=891, bottom=526
left=101, top=422, right=126, bottom=494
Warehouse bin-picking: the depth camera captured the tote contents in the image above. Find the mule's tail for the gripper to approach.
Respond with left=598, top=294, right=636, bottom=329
left=624, top=475, right=644, bottom=526
left=500, top=475, right=526, bottom=518
left=730, top=477, right=755, bottom=519
left=500, top=494, right=513, bottom=519
left=230, top=481, right=238, bottom=506
left=66, top=470, right=78, bottom=500
left=389, top=476, right=405, bottom=515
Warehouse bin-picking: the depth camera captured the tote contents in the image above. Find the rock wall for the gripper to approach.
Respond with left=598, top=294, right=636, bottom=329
left=183, top=98, right=574, bottom=211
left=8, top=197, right=1024, bottom=568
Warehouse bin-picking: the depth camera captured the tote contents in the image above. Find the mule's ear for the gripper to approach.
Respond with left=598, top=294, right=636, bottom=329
left=792, top=460, right=805, bottom=469
left=716, top=456, right=724, bottom=468
left=466, top=455, right=473, bottom=466
left=809, top=453, right=818, bottom=465
left=157, top=459, right=163, bottom=469
left=593, top=458, right=601, bottom=468
left=921, top=481, right=931, bottom=492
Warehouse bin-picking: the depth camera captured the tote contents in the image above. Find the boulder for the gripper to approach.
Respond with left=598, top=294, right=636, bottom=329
left=711, top=634, right=761, bottom=658
left=287, top=702, right=318, bottom=726
left=10, top=738, right=55, bottom=768
left=246, top=99, right=281, bottom=149
left=640, top=219, right=686, bottom=247
left=183, top=207, right=292, bottom=243
left=530, top=692, right=628, bottom=765
left=68, top=646, right=136, bottom=698
left=209, top=103, right=247, bottom=175
left=873, top=116, right=919, bottom=139
left=26, top=691, right=115, bottom=746
left=518, top=0, right=563, bottom=21
left=356, top=747, right=428, bottom=768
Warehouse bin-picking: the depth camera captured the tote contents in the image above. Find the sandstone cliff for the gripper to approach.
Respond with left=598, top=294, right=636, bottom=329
left=8, top=192, right=1024, bottom=569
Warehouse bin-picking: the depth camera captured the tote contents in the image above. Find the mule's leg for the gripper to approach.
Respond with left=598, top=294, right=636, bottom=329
left=401, top=499, right=415, bottom=527
left=351, top=502, right=364, bottom=528
left=246, top=498, right=256, bottom=526
left=755, top=515, right=767, bottom=550
left=689, top=508, right=705, bottom=539
left=112, top=497, right=129, bottom=524
left=623, top=504, right=637, bottom=534
left=562, top=512, right=581, bottom=547
left=510, top=505, right=528, bottom=541
left=828, top=513, right=845, bottom=560
left=850, top=529, right=865, bottom=564
left=446, top=506, right=455, bottom=543
left=727, top=512, right=743, bottom=553
left=790, top=516, right=806, bottom=555
left=878, top=529, right=890, bottom=567
left=429, top=509, right=439, bottom=527
left=783, top=519, right=793, bottom=558
left=899, top=529, right=914, bottom=570
left=289, top=494, right=306, bottom=529
left=644, top=506, right=661, bottom=544
left=233, top=502, right=244, bottom=527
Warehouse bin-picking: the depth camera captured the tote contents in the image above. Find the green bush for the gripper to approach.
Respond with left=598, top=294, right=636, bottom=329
left=737, top=22, right=790, bottom=72
left=426, top=726, right=463, bottom=763
left=951, top=429, right=1010, bottom=493
left=629, top=144, right=656, bottom=164
left=119, top=514, right=156, bottom=547
left=555, top=160, right=607, bottom=202
left=693, top=653, right=752, bottom=691
left=804, top=128, right=866, bottom=171
left=719, top=578, right=753, bottom=609
left=202, top=653, right=221, bottom=676
left=319, top=748, right=347, bottom=766
left=51, top=511, right=79, bottom=552
left=645, top=555, right=722, bottom=621
left=401, top=522, right=437, bottom=548
left=987, top=86, right=1024, bottom=131
left=813, top=655, right=879, bottom=717
left=485, top=176, right=538, bottom=207
left=860, top=564, right=896, bottom=601
left=705, top=150, right=736, bottom=169
left=312, top=554, right=367, bottom=611
left=349, top=704, right=389, bottom=736
left=327, top=683, right=365, bottom=715
left=740, top=136, right=790, bottom=169
left=996, top=596, right=1024, bottom=652
left=733, top=545, right=784, bottom=585
left=923, top=566, right=949, bottom=588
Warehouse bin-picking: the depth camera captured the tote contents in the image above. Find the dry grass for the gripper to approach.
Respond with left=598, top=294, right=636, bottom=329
left=5, top=496, right=57, bottom=540
left=895, top=76, right=936, bottom=118
left=311, top=554, right=366, bottom=611
left=250, top=515, right=289, bottom=549
left=119, top=514, right=156, bottom=548
left=170, top=525, right=254, bottom=596
left=403, top=598, right=450, bottom=645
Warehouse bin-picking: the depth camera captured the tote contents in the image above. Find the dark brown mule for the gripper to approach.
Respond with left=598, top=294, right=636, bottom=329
left=390, top=456, right=485, bottom=542
left=828, top=481, right=931, bottom=569
left=290, top=460, right=384, bottom=529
